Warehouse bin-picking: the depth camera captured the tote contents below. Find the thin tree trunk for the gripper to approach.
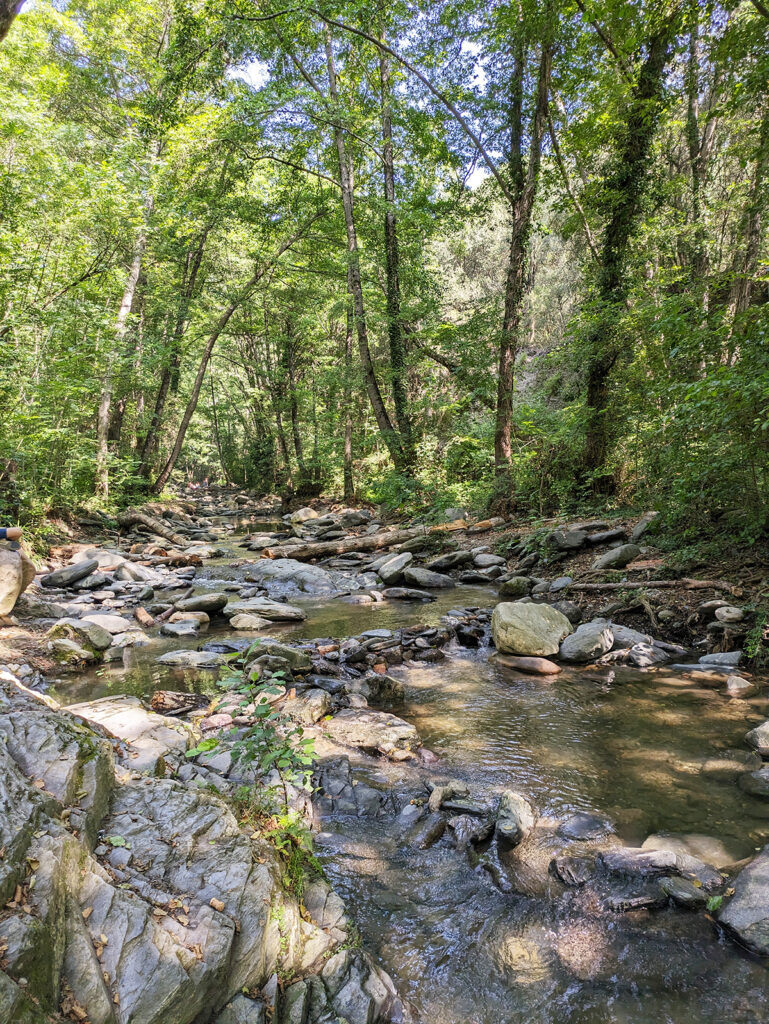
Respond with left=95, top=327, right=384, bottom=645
left=151, top=212, right=324, bottom=494
left=729, top=100, right=769, bottom=318
left=379, top=38, right=415, bottom=473
left=343, top=305, right=354, bottom=501
left=323, top=26, right=402, bottom=467
left=210, top=378, right=228, bottom=484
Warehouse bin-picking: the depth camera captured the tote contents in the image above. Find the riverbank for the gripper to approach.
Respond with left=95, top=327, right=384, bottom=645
left=1, top=487, right=768, bottom=1023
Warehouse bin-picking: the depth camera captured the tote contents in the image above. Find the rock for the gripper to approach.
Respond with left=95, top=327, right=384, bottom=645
left=590, top=544, right=641, bottom=570
left=599, top=847, right=722, bottom=891
left=557, top=813, right=612, bottom=841
left=215, top=994, right=266, bottom=1024
left=550, top=529, right=587, bottom=551
left=68, top=695, right=190, bottom=772
left=290, top=507, right=318, bottom=523
left=495, top=790, right=535, bottom=846
left=381, top=586, right=435, bottom=601
left=175, top=592, right=229, bottom=614
left=659, top=876, right=708, bottom=909
left=377, top=553, right=413, bottom=584
left=407, top=813, right=446, bottom=849
left=718, top=845, right=769, bottom=955
left=223, top=598, right=306, bottom=622
left=46, top=617, right=112, bottom=653
left=550, top=855, right=595, bottom=887
left=491, top=653, right=561, bottom=675
left=491, top=602, right=572, bottom=657
left=586, top=528, right=627, bottom=545
left=40, top=558, right=99, bottom=589
left=82, top=613, right=136, bottom=634
left=247, top=641, right=311, bottom=672
left=246, top=559, right=355, bottom=596
left=498, top=576, right=532, bottom=598
left=473, top=553, right=506, bottom=568
left=549, top=576, right=572, bottom=592
left=714, top=605, right=745, bottom=623
left=230, top=613, right=272, bottom=630
left=738, top=768, right=769, bottom=799
left=558, top=620, right=614, bottom=663
left=161, top=620, right=201, bottom=638
left=699, top=650, right=742, bottom=666
left=156, top=650, right=225, bottom=669
left=286, top=689, right=330, bottom=725
left=551, top=599, right=582, bottom=624
left=456, top=571, right=490, bottom=585
left=49, top=638, right=95, bottom=664
left=427, top=779, right=469, bottom=812
left=402, top=567, right=455, bottom=589
left=169, top=610, right=210, bottom=625
left=14, top=593, right=69, bottom=619
left=323, top=708, right=420, bottom=756
left=630, top=511, right=659, bottom=542
left=426, top=551, right=473, bottom=571
left=725, top=675, right=757, bottom=698
left=0, top=548, right=35, bottom=614
left=443, top=507, right=467, bottom=522
left=448, top=814, right=493, bottom=847
left=745, top=720, right=769, bottom=756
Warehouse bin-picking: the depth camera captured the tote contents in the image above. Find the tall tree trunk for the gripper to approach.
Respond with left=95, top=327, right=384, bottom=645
left=729, top=100, right=769, bottom=319
left=0, top=0, right=23, bottom=42
left=583, top=24, right=674, bottom=475
left=151, top=212, right=323, bottom=494
left=494, top=38, right=552, bottom=492
left=343, top=305, right=354, bottom=501
left=96, top=228, right=145, bottom=497
left=323, top=26, right=403, bottom=468
left=379, top=39, right=415, bottom=474
left=210, top=377, right=228, bottom=483
left=138, top=225, right=210, bottom=477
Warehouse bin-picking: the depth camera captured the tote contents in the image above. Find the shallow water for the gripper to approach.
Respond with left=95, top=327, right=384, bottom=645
left=50, top=556, right=769, bottom=1022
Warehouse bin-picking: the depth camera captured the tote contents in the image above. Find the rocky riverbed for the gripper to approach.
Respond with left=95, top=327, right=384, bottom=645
left=1, top=488, right=768, bottom=1023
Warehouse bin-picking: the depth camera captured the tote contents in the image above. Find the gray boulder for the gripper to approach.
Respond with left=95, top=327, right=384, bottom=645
left=745, top=720, right=769, bottom=756
left=377, top=552, right=413, bottom=584
left=558, top=620, right=614, bottom=663
left=498, top=576, right=532, bottom=598
left=0, top=548, right=36, bottom=615
left=40, top=558, right=99, bottom=589
left=403, top=566, right=455, bottom=589
left=46, top=617, right=112, bottom=653
left=496, top=790, right=535, bottom=845
left=245, top=558, right=356, bottom=596
left=223, top=598, right=306, bottom=622
left=550, top=529, right=587, bottom=551
left=323, top=709, right=420, bottom=756
left=491, top=602, right=572, bottom=656
left=591, top=544, right=640, bottom=570
left=718, top=845, right=769, bottom=955
left=175, top=592, right=229, bottom=614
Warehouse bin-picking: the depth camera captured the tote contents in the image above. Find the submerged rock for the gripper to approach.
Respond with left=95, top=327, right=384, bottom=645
left=491, top=602, right=572, bottom=657
left=495, top=790, right=535, bottom=846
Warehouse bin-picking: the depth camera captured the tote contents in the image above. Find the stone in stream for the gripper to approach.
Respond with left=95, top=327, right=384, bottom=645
left=498, top=576, right=533, bottom=598
left=246, top=640, right=311, bottom=672
left=495, top=790, right=535, bottom=846
left=491, top=602, right=572, bottom=657
left=245, top=558, right=358, bottom=596
left=381, top=586, right=436, bottom=602
left=229, top=612, right=272, bottom=630
left=699, top=650, right=742, bottom=666
left=156, top=649, right=226, bottom=669
left=403, top=567, right=455, bottom=589
left=175, top=591, right=229, bottom=614
left=457, top=571, right=492, bottom=585
left=448, top=814, right=493, bottom=848
left=46, top=617, right=112, bottom=652
left=738, top=767, right=769, bottom=799
left=323, top=708, right=420, bottom=756
left=491, top=653, right=561, bottom=675
left=49, top=637, right=96, bottom=664
left=377, top=552, right=413, bottom=584
left=718, top=845, right=769, bottom=956
left=161, top=620, right=201, bottom=638
left=426, top=551, right=473, bottom=572
left=82, top=612, right=137, bottom=634
left=40, top=557, right=99, bottom=589
left=590, top=543, right=641, bottom=570
left=598, top=847, right=723, bottom=891
left=223, top=598, right=306, bottom=621
left=659, top=875, right=709, bottom=910
left=550, top=855, right=595, bottom=887
left=725, top=674, right=757, bottom=698
left=558, top=620, right=614, bottom=663
left=745, top=720, right=769, bottom=756
left=407, top=812, right=446, bottom=849
left=557, top=813, right=613, bottom=841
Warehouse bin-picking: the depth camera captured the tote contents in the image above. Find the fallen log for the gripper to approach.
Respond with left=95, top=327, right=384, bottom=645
left=263, top=526, right=428, bottom=560
left=568, top=578, right=738, bottom=595
left=117, top=508, right=188, bottom=548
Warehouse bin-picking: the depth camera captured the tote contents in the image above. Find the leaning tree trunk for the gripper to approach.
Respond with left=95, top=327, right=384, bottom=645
left=151, top=212, right=324, bottom=494
left=0, top=0, right=23, bottom=42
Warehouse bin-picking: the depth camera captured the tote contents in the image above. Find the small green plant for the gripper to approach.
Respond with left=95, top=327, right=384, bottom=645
left=744, top=603, right=769, bottom=666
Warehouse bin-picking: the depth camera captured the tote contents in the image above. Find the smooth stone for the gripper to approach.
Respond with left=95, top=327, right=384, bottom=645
left=229, top=613, right=272, bottom=630
left=558, top=620, right=614, bottom=663
left=46, top=617, right=112, bottom=652
left=557, top=813, right=612, bottom=841
left=378, top=552, right=413, bottom=584
left=718, top=844, right=769, bottom=956
left=745, top=720, right=769, bottom=756
left=550, top=529, right=587, bottom=551
left=725, top=675, right=757, bottom=698
left=82, top=613, right=136, bottom=635
left=738, top=768, right=769, bottom=799
left=223, top=598, right=306, bottom=621
left=498, top=576, right=532, bottom=598
left=402, top=567, right=455, bottom=589
left=659, top=876, right=708, bottom=909
left=156, top=650, right=225, bottom=668
left=41, top=558, right=99, bottom=589
left=175, top=592, right=229, bottom=614
left=426, top=551, right=473, bottom=571
left=382, top=587, right=436, bottom=602
left=473, top=553, right=506, bottom=568
left=640, top=833, right=749, bottom=870
left=699, top=650, right=742, bottom=666
left=492, top=602, right=572, bottom=657
left=715, top=606, right=745, bottom=623
left=491, top=653, right=561, bottom=675
left=495, top=790, right=535, bottom=846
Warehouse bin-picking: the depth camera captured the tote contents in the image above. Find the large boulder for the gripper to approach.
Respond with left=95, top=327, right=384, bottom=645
left=245, top=559, right=355, bottom=597
left=402, top=567, right=455, bottom=589
left=591, top=544, right=641, bottom=570
left=558, top=620, right=614, bottom=663
left=718, top=845, right=769, bottom=955
left=82, top=613, right=137, bottom=635
left=377, top=552, right=413, bottom=585
left=745, top=720, right=769, bottom=756
left=46, top=617, right=112, bottom=653
left=496, top=790, right=535, bottom=845
left=40, top=558, right=98, bottom=589
left=323, top=709, right=420, bottom=756
left=0, top=548, right=36, bottom=615
left=491, top=602, right=572, bottom=656
left=67, top=695, right=190, bottom=773
left=175, top=592, right=229, bottom=614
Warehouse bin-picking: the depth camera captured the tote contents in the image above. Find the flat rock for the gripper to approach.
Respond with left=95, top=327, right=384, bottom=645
left=156, top=650, right=225, bottom=669
left=82, top=613, right=137, bottom=635
left=40, top=558, right=99, bottom=589
left=223, top=598, right=306, bottom=622
left=403, top=566, right=455, bottom=589
left=745, top=720, right=769, bottom=756
left=68, top=694, right=190, bottom=772
left=377, top=552, right=413, bottom=585
left=557, top=813, right=612, bottom=841
left=323, top=708, right=420, bottom=755
left=382, top=586, right=436, bottom=602
left=246, top=558, right=356, bottom=596
left=491, top=602, right=572, bottom=657
left=175, top=591, right=229, bottom=614
left=229, top=613, right=272, bottom=630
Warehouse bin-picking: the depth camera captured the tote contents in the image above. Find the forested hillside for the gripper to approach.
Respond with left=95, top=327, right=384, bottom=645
left=1, top=0, right=768, bottom=538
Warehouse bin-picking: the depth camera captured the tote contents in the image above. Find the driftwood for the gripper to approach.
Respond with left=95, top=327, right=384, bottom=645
left=263, top=526, right=428, bottom=560
left=568, top=578, right=738, bottom=595
left=117, top=508, right=187, bottom=547
left=150, top=691, right=210, bottom=716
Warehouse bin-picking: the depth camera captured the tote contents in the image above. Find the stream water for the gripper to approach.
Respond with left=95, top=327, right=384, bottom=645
left=51, top=548, right=769, bottom=1024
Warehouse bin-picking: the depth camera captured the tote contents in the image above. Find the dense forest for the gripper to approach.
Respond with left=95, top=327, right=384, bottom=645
left=1, top=0, right=768, bottom=538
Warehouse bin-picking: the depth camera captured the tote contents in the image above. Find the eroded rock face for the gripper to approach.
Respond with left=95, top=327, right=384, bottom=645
left=0, top=676, right=405, bottom=1024
left=718, top=845, right=769, bottom=955
left=0, top=547, right=36, bottom=615
left=245, top=558, right=358, bottom=596
left=491, top=602, right=572, bottom=657
left=323, top=708, right=420, bottom=757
